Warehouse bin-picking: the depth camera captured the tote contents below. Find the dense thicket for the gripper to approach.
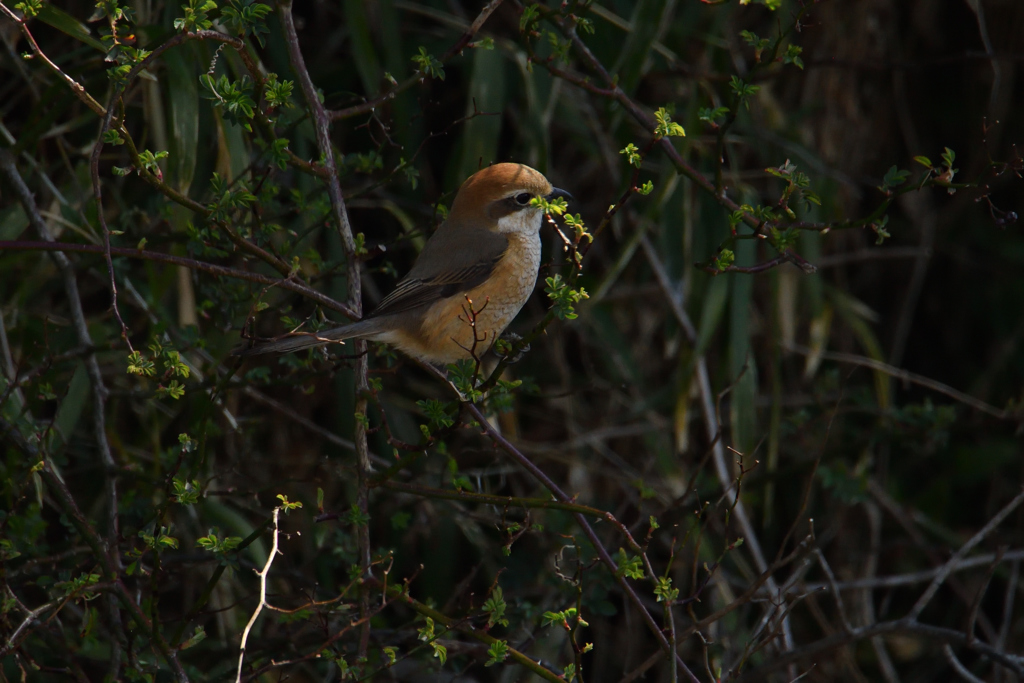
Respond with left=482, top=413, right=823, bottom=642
left=1, top=1, right=1023, bottom=682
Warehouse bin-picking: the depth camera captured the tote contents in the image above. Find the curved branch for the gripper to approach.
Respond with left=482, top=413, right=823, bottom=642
left=0, top=241, right=356, bottom=318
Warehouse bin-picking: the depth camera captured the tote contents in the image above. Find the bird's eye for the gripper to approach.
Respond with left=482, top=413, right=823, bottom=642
left=514, top=192, right=533, bottom=206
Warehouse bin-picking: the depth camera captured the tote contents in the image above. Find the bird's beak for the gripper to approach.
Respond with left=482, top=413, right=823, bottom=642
left=546, top=187, right=574, bottom=203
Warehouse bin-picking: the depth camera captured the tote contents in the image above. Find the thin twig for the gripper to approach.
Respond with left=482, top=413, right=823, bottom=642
left=277, top=0, right=371, bottom=656
left=0, top=595, right=56, bottom=658
left=0, top=420, right=190, bottom=682
left=908, top=488, right=1024, bottom=620
left=784, top=343, right=1016, bottom=420
left=235, top=507, right=281, bottom=683
left=0, top=241, right=356, bottom=317
left=943, top=643, right=987, bottom=683
left=731, top=619, right=1024, bottom=681
left=640, top=235, right=795, bottom=651
left=457, top=400, right=701, bottom=683
left=814, top=549, right=854, bottom=633
left=0, top=149, right=125, bottom=677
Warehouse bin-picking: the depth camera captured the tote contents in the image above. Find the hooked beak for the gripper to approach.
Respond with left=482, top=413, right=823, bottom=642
left=546, top=187, right=574, bottom=203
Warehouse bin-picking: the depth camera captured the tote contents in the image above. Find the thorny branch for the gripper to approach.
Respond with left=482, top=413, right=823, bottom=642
left=0, top=149, right=126, bottom=679
left=277, top=0, right=372, bottom=657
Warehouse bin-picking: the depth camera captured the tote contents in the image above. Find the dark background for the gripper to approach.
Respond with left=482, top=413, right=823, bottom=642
left=1, top=0, right=1023, bottom=681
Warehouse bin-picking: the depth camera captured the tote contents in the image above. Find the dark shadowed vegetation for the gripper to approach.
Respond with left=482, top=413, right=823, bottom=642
left=1, top=1, right=1023, bottom=681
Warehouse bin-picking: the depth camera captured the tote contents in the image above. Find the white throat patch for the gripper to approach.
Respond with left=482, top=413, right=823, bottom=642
left=496, top=208, right=543, bottom=235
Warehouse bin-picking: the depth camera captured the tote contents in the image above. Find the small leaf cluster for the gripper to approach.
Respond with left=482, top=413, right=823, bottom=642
left=196, top=531, right=242, bottom=553
left=542, top=606, right=588, bottom=630
left=447, top=457, right=473, bottom=492
left=519, top=4, right=541, bottom=32
left=172, top=478, right=201, bottom=505
left=653, top=576, right=679, bottom=603
left=712, top=248, right=735, bottom=272
left=545, top=274, right=588, bottom=320
left=561, top=214, right=593, bottom=248
left=482, top=585, right=509, bottom=628
left=485, top=640, right=509, bottom=666
left=417, top=617, right=447, bottom=664
left=411, top=47, right=445, bottom=80
left=174, top=0, right=217, bottom=32
left=201, top=74, right=257, bottom=130
left=220, top=0, right=271, bottom=47
left=767, top=159, right=821, bottom=217
left=138, top=149, right=169, bottom=180
left=698, top=106, right=729, bottom=128
left=728, top=203, right=780, bottom=232
left=914, top=146, right=959, bottom=187
left=547, top=30, right=572, bottom=63
left=447, top=360, right=483, bottom=403
left=729, top=76, right=760, bottom=109
left=739, top=30, right=771, bottom=60
left=139, top=526, right=179, bottom=551
left=344, top=503, right=370, bottom=526
left=487, top=378, right=522, bottom=413
left=263, top=73, right=294, bottom=111
left=530, top=194, right=568, bottom=216
left=14, top=0, right=43, bottom=19
left=55, top=572, right=100, bottom=600
left=878, top=165, right=911, bottom=194
left=615, top=548, right=645, bottom=579
left=783, top=44, right=804, bottom=69
left=207, top=172, right=257, bottom=222
left=417, top=398, right=456, bottom=439
left=620, top=142, right=642, bottom=168
left=126, top=341, right=191, bottom=400
left=276, top=494, right=303, bottom=513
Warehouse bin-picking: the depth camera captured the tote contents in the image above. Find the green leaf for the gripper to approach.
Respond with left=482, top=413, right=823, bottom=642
left=620, top=143, right=642, bottom=168
left=653, top=107, right=685, bottom=138
left=37, top=4, right=106, bottom=52
left=519, top=4, right=541, bottom=31
left=880, top=165, right=910, bottom=191
left=729, top=76, right=760, bottom=108
left=783, top=44, right=804, bottom=69
left=698, top=106, right=729, bottom=126
left=344, top=0, right=383, bottom=94
left=483, top=586, right=509, bottom=627
left=941, top=146, right=956, bottom=168
left=165, top=48, right=200, bottom=193
left=411, top=46, right=444, bottom=80
left=614, top=0, right=671, bottom=94
left=180, top=626, right=207, bottom=650
left=457, top=45, right=504, bottom=181
left=485, top=640, right=509, bottom=666
left=615, top=548, right=645, bottom=579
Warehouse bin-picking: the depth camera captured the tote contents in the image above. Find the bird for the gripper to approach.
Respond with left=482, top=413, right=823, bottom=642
left=235, top=163, right=572, bottom=365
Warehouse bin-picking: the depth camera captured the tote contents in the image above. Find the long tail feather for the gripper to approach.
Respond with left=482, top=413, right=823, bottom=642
left=232, top=319, right=384, bottom=357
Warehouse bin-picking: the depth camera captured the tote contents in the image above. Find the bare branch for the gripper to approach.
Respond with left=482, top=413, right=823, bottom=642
left=908, top=489, right=1024, bottom=621
left=235, top=507, right=281, bottom=683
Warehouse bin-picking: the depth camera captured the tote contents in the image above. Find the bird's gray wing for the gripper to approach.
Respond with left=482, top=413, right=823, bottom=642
left=368, top=226, right=508, bottom=318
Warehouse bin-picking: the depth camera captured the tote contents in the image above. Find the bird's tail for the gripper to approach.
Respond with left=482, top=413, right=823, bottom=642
left=232, top=318, right=387, bottom=357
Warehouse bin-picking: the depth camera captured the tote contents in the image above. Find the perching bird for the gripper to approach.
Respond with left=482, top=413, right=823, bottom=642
left=235, top=163, right=572, bottom=364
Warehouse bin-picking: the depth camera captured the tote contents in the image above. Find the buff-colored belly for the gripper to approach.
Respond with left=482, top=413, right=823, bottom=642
left=388, top=231, right=541, bottom=364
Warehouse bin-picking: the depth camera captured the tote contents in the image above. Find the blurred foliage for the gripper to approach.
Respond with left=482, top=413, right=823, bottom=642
left=1, top=0, right=1024, bottom=682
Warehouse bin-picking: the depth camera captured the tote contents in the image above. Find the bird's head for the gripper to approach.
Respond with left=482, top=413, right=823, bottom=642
left=449, top=163, right=573, bottom=235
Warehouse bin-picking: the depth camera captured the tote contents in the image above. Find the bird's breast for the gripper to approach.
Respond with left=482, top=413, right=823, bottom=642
left=397, top=231, right=542, bottom=364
